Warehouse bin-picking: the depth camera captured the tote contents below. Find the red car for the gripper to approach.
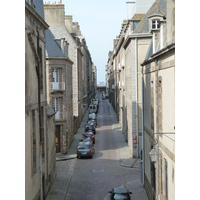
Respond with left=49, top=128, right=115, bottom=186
left=82, top=132, right=95, bottom=144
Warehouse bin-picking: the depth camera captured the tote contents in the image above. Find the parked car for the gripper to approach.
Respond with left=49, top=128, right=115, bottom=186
left=79, top=138, right=93, bottom=146
left=91, top=117, right=97, bottom=126
left=77, top=142, right=95, bottom=158
left=82, top=132, right=95, bottom=144
left=87, top=120, right=97, bottom=128
left=108, top=188, right=132, bottom=200
left=88, top=113, right=96, bottom=119
left=85, top=124, right=96, bottom=134
left=89, top=104, right=98, bottom=114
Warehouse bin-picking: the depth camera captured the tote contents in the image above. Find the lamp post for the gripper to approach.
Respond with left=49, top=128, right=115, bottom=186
left=149, top=148, right=159, bottom=163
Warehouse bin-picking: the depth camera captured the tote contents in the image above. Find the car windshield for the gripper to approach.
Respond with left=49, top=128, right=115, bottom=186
left=113, top=194, right=129, bottom=200
left=85, top=134, right=92, bottom=137
left=78, top=145, right=89, bottom=149
left=85, top=126, right=92, bottom=131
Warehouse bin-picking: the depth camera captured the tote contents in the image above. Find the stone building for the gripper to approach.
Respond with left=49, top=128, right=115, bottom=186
left=106, top=0, right=155, bottom=158
left=45, top=28, right=74, bottom=154
left=44, top=2, right=83, bottom=132
left=79, top=36, right=92, bottom=110
left=25, top=0, right=56, bottom=199
left=141, top=0, right=175, bottom=199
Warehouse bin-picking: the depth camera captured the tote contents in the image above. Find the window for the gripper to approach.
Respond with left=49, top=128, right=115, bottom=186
left=52, top=68, right=60, bottom=82
left=151, top=79, right=154, bottom=130
left=152, top=19, right=160, bottom=30
left=53, top=98, right=60, bottom=112
left=161, top=154, right=163, bottom=194
left=32, top=110, right=36, bottom=174
left=39, top=47, right=43, bottom=92
left=165, top=159, right=168, bottom=200
left=40, top=107, right=44, bottom=159
left=157, top=76, right=162, bottom=136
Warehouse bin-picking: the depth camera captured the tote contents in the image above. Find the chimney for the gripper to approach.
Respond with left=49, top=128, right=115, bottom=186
left=126, top=1, right=136, bottom=20
left=65, top=15, right=73, bottom=33
left=72, top=22, right=82, bottom=36
left=44, top=3, right=65, bottom=27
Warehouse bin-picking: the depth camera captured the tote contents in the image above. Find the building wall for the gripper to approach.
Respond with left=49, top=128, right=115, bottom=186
left=46, top=58, right=68, bottom=154
left=46, top=114, right=56, bottom=195
left=25, top=2, right=50, bottom=199
left=66, top=59, right=74, bottom=149
left=44, top=3, right=79, bottom=119
left=125, top=39, right=135, bottom=155
left=143, top=50, right=175, bottom=200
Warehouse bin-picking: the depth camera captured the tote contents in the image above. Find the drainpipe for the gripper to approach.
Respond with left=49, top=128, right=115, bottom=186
left=36, top=30, right=43, bottom=200
left=135, top=38, right=139, bottom=158
left=141, top=65, right=144, bottom=186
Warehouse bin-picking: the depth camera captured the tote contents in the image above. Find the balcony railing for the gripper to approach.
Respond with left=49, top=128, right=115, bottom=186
left=52, top=82, right=65, bottom=91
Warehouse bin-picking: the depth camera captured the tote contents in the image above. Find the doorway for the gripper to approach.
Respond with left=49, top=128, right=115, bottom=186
left=55, top=125, right=60, bottom=153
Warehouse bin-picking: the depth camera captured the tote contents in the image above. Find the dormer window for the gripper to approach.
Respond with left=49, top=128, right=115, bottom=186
left=152, top=19, right=160, bottom=30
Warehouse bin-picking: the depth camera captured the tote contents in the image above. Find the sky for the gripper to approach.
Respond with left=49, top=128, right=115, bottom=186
left=45, top=0, right=129, bottom=83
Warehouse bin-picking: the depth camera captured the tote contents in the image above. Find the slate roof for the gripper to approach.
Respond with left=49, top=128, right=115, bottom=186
left=33, top=0, right=45, bottom=19
left=46, top=105, right=56, bottom=117
left=132, top=14, right=145, bottom=21
left=45, top=29, right=65, bottom=58
left=133, top=0, right=166, bottom=34
left=144, top=39, right=153, bottom=60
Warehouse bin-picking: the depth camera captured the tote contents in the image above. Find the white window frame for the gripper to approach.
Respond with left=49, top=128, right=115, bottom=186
left=152, top=19, right=160, bottom=30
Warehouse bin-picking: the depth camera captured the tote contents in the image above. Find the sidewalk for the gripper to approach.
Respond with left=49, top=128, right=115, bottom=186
left=46, top=102, right=148, bottom=200
left=105, top=103, right=148, bottom=200
left=46, top=110, right=89, bottom=200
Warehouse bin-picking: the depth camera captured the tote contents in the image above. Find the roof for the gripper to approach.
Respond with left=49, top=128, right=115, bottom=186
left=144, top=39, right=153, bottom=60
left=132, top=14, right=145, bottom=21
left=113, top=188, right=130, bottom=194
left=33, top=0, right=44, bottom=19
left=46, top=105, right=56, bottom=117
left=45, top=29, right=65, bottom=58
left=133, top=0, right=166, bottom=34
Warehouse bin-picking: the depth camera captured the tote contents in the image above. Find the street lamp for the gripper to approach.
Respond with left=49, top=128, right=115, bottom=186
left=149, top=148, right=159, bottom=163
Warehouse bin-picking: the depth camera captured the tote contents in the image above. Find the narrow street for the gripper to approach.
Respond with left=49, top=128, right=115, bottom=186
left=63, top=92, right=141, bottom=200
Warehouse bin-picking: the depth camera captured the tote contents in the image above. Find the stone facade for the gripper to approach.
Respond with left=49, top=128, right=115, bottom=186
left=25, top=0, right=56, bottom=199
left=44, top=3, right=82, bottom=131
left=106, top=0, right=175, bottom=199
left=141, top=0, right=175, bottom=199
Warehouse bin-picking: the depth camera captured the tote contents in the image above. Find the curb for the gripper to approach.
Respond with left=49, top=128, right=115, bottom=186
left=119, top=158, right=139, bottom=168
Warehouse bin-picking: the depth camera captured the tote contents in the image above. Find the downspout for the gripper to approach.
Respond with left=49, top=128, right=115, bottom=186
left=135, top=38, right=139, bottom=158
left=36, top=30, right=43, bottom=200
left=141, top=65, right=144, bottom=186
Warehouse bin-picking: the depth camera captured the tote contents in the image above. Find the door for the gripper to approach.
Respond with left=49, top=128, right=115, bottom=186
left=55, top=125, right=60, bottom=152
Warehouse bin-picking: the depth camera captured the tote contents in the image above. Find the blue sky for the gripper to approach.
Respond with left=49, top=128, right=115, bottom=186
left=45, top=0, right=128, bottom=82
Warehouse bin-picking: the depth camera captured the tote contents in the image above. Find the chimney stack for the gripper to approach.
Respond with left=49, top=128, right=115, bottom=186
left=65, top=15, right=73, bottom=33
left=126, top=1, right=136, bottom=20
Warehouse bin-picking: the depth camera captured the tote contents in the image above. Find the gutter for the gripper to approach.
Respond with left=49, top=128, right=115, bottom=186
left=123, top=33, right=152, bottom=49
left=46, top=56, right=74, bottom=64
